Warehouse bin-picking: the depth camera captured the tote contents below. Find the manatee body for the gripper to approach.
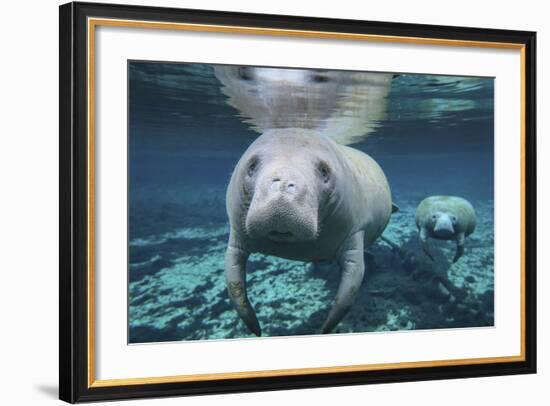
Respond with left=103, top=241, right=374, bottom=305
left=225, top=128, right=393, bottom=336
left=415, top=195, right=476, bottom=263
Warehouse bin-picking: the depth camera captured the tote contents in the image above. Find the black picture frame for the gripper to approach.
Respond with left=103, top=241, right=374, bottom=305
left=59, top=1, right=537, bottom=403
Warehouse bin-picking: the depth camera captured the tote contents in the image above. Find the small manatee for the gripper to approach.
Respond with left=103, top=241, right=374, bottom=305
left=415, top=195, right=476, bottom=263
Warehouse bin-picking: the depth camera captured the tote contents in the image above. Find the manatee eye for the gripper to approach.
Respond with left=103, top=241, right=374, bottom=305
left=318, top=162, right=331, bottom=183
left=247, top=157, right=259, bottom=177
left=237, top=67, right=254, bottom=81
left=432, top=214, right=437, bottom=220
left=452, top=216, right=457, bottom=223
left=310, top=71, right=330, bottom=83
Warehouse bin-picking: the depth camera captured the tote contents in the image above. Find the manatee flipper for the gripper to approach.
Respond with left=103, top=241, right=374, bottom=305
left=224, top=235, right=261, bottom=336
left=420, top=227, right=434, bottom=261
left=321, top=232, right=365, bottom=334
left=453, top=232, right=465, bottom=263
left=391, top=203, right=399, bottom=214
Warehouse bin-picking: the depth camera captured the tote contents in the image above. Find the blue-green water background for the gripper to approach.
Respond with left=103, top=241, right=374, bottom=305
left=128, top=62, right=494, bottom=343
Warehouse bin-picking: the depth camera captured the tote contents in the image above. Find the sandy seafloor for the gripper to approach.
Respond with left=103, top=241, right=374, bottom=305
left=128, top=186, right=494, bottom=343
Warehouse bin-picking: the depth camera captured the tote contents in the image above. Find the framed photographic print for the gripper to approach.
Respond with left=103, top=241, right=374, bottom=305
left=59, top=1, right=537, bottom=403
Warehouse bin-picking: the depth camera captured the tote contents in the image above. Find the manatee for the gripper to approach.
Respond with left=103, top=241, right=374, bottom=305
left=213, top=66, right=393, bottom=145
left=225, top=128, right=393, bottom=336
left=415, top=196, right=476, bottom=263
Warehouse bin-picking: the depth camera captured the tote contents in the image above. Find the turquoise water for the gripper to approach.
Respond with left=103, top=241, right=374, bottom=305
left=128, top=62, right=494, bottom=343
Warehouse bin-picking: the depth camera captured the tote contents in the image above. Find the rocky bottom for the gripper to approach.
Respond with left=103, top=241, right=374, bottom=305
left=129, top=192, right=494, bottom=343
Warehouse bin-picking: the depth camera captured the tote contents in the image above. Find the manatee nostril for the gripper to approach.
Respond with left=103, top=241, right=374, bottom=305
left=270, top=179, right=281, bottom=192
left=269, top=178, right=298, bottom=194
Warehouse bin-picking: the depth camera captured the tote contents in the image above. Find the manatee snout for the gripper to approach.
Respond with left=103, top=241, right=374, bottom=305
left=245, top=166, right=318, bottom=242
left=433, top=213, right=456, bottom=238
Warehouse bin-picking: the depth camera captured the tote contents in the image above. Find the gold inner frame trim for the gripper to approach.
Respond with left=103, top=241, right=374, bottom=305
left=87, top=17, right=527, bottom=388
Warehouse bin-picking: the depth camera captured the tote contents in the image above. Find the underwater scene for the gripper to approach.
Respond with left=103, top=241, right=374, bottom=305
left=128, top=61, right=494, bottom=343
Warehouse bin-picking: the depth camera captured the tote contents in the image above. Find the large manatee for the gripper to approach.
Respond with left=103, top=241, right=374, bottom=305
left=225, top=128, right=393, bottom=335
left=214, top=66, right=393, bottom=145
